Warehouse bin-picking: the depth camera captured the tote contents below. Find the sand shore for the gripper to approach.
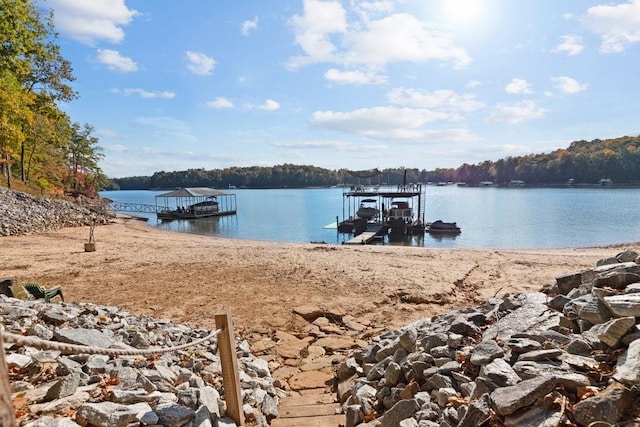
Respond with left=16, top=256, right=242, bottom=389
left=1, top=218, right=635, bottom=336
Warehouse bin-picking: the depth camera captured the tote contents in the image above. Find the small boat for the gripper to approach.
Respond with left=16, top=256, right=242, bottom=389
left=356, top=199, right=380, bottom=219
left=387, top=200, right=412, bottom=221
left=427, top=220, right=461, bottom=234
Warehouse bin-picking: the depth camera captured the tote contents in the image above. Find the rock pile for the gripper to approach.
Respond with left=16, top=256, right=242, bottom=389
left=0, top=189, right=109, bottom=237
left=336, top=250, right=640, bottom=426
left=1, top=297, right=283, bottom=426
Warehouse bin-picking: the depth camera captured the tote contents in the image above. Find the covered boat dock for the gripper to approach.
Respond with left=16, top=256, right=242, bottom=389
left=155, top=187, right=237, bottom=220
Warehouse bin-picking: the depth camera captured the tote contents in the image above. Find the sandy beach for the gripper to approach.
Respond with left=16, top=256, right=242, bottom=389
left=1, top=217, right=635, bottom=339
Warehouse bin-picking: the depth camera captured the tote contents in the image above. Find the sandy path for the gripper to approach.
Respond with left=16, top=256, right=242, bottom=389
left=1, top=218, right=634, bottom=336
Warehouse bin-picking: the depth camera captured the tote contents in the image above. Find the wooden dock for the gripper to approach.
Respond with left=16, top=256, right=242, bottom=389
left=343, top=225, right=386, bottom=245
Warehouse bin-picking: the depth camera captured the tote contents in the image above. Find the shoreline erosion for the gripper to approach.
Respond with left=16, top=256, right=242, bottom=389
left=2, top=217, right=635, bottom=334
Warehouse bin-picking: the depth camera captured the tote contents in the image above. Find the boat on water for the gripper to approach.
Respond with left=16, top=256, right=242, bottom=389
left=426, top=220, right=461, bottom=234
left=155, top=187, right=237, bottom=220
left=158, top=200, right=219, bottom=220
left=356, top=199, right=380, bottom=219
left=385, top=198, right=422, bottom=236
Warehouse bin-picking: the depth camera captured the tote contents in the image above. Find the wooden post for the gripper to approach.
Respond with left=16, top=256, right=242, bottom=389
left=215, top=312, right=244, bottom=426
left=0, top=329, right=16, bottom=426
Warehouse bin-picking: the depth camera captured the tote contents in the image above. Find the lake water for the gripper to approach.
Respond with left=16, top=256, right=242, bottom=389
left=100, top=187, right=640, bottom=249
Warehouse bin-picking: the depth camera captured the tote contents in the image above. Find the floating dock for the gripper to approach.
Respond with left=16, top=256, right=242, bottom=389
left=343, top=225, right=386, bottom=245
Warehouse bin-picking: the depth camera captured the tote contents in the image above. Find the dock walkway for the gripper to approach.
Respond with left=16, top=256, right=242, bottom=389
left=343, top=225, right=386, bottom=245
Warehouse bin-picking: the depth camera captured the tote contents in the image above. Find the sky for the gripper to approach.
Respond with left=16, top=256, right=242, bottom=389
left=41, top=0, right=640, bottom=178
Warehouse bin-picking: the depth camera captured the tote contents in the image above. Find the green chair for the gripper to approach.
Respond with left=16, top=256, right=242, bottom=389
left=24, top=283, right=64, bottom=303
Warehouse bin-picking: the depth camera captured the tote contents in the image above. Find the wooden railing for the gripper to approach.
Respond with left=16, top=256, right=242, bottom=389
left=0, top=311, right=245, bottom=426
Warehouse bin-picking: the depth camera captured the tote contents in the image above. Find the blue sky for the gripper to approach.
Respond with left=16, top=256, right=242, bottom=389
left=44, top=0, right=640, bottom=178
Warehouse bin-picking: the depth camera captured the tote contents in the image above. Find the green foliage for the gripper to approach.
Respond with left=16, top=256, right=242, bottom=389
left=0, top=0, right=102, bottom=195
left=426, top=135, right=640, bottom=185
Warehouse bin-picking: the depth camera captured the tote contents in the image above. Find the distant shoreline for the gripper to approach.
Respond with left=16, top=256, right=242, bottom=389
left=111, top=182, right=640, bottom=191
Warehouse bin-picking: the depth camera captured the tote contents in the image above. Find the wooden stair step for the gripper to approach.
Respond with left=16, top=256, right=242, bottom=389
left=270, top=414, right=345, bottom=427
left=271, top=392, right=344, bottom=427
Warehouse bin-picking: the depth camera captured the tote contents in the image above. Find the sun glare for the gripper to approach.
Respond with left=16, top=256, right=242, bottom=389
left=441, top=0, right=487, bottom=27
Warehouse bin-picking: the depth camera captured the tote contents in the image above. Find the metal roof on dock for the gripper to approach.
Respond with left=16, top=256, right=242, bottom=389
left=156, top=187, right=231, bottom=198
left=344, top=184, right=423, bottom=198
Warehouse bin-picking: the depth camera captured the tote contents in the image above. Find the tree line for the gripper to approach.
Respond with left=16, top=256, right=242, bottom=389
left=0, top=0, right=105, bottom=196
left=111, top=135, right=640, bottom=190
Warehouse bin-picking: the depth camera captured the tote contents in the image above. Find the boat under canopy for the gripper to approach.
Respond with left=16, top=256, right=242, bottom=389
left=155, top=187, right=237, bottom=220
left=337, top=182, right=427, bottom=238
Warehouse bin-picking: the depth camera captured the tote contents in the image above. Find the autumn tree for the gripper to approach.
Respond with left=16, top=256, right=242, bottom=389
left=0, top=70, right=33, bottom=187
left=66, top=123, right=104, bottom=194
left=0, top=0, right=108, bottom=195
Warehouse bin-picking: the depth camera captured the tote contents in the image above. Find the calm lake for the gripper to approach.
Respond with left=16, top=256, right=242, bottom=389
left=100, top=186, right=640, bottom=249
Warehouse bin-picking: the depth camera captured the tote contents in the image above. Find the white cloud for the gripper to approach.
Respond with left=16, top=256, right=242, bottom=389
left=489, top=101, right=547, bottom=124
left=311, top=106, right=446, bottom=131
left=241, top=16, right=259, bottom=36
left=97, top=129, right=119, bottom=138
left=112, top=88, right=175, bottom=99
left=287, top=2, right=471, bottom=70
left=343, top=13, right=471, bottom=69
left=505, top=78, right=533, bottom=95
left=387, top=88, right=486, bottom=113
left=586, top=0, right=640, bottom=53
left=259, top=99, right=280, bottom=111
left=309, top=106, right=478, bottom=143
left=272, top=140, right=381, bottom=151
left=96, top=49, right=137, bottom=72
left=186, top=51, right=216, bottom=75
left=206, top=97, right=234, bottom=109
left=351, top=0, right=395, bottom=21
left=287, top=0, right=348, bottom=68
left=324, top=68, right=387, bottom=85
left=466, top=80, right=482, bottom=89
left=272, top=140, right=392, bottom=157
left=551, top=76, right=588, bottom=94
left=105, top=144, right=128, bottom=152
left=47, top=0, right=138, bottom=45
left=553, top=35, right=585, bottom=56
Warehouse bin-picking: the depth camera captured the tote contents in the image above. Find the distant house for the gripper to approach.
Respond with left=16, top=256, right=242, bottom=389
left=509, top=180, right=525, bottom=187
left=599, top=178, right=613, bottom=186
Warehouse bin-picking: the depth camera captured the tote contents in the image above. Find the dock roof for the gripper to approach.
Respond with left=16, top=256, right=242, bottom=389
left=156, top=187, right=230, bottom=198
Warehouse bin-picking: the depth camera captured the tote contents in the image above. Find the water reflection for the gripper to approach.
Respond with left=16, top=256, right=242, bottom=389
left=155, top=216, right=239, bottom=236
left=386, top=233, right=425, bottom=247
left=425, top=233, right=459, bottom=243
left=339, top=232, right=427, bottom=247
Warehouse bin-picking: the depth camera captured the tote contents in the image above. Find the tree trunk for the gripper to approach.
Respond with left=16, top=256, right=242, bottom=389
left=4, top=153, right=11, bottom=189
left=20, top=142, right=25, bottom=182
